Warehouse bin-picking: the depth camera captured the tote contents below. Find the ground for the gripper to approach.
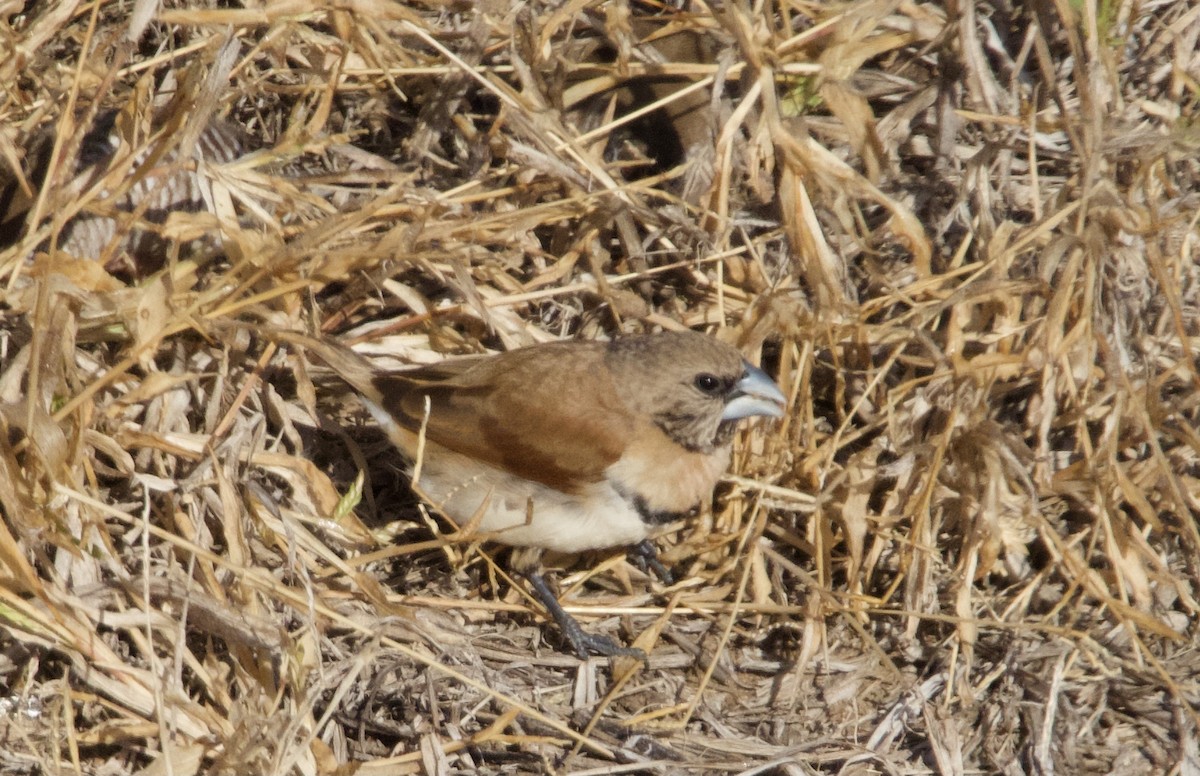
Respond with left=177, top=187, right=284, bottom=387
left=1, top=1, right=1198, bottom=774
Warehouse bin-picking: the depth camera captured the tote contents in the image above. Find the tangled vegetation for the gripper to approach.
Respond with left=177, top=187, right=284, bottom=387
left=1, top=1, right=1198, bottom=773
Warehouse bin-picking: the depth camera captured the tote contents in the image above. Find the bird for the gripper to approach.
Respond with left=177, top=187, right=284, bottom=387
left=270, top=327, right=787, bottom=658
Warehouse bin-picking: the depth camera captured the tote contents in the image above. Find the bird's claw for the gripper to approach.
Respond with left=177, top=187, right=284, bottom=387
left=526, top=571, right=646, bottom=661
left=627, top=539, right=675, bottom=586
left=565, top=629, right=647, bottom=662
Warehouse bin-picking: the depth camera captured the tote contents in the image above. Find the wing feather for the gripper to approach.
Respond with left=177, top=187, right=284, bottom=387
left=373, top=342, right=633, bottom=493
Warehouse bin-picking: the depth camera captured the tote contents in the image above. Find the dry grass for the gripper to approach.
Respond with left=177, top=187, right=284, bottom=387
left=1, top=0, right=1199, bottom=773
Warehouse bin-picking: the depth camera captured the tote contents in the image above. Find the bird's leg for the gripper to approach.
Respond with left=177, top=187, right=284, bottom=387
left=525, top=570, right=646, bottom=660
left=626, top=539, right=674, bottom=585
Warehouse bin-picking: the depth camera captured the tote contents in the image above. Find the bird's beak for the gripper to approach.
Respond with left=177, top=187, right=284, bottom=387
left=722, top=361, right=787, bottom=421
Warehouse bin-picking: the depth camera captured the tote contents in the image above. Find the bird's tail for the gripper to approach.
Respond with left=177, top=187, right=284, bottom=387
left=240, top=324, right=387, bottom=408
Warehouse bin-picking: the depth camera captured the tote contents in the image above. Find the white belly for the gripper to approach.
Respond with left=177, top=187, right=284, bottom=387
left=412, top=445, right=650, bottom=554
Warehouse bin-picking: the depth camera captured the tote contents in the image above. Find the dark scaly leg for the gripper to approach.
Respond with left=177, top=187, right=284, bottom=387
left=626, top=539, right=674, bottom=585
left=525, top=570, right=646, bottom=660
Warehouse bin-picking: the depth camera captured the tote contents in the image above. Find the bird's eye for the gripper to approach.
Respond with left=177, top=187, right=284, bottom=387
left=693, top=373, right=723, bottom=395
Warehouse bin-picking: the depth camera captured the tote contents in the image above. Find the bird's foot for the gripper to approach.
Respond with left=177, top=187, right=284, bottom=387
left=563, top=627, right=646, bottom=661
left=626, top=539, right=674, bottom=585
left=526, top=571, right=646, bottom=661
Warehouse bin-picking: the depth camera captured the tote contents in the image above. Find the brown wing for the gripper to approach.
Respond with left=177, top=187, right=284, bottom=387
left=372, top=342, right=635, bottom=493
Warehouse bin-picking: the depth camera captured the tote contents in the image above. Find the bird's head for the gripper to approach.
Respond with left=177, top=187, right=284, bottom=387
left=607, top=331, right=787, bottom=453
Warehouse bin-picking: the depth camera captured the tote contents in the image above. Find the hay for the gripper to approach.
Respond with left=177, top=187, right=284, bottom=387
left=1, top=1, right=1198, bottom=773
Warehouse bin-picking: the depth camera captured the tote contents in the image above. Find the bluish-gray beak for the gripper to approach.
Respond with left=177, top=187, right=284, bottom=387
left=722, top=361, right=787, bottom=421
